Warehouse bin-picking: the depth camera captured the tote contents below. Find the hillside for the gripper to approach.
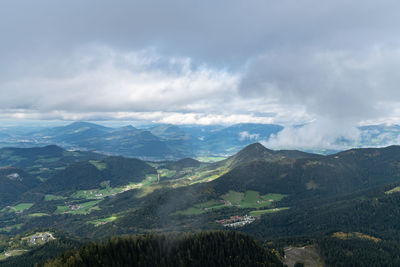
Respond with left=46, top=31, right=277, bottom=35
left=35, top=156, right=157, bottom=194
left=161, top=158, right=201, bottom=171
left=0, top=167, right=39, bottom=204
left=0, top=145, right=104, bottom=181
left=84, top=143, right=400, bottom=239
left=29, top=122, right=173, bottom=159
left=43, top=232, right=283, bottom=267
left=3, top=143, right=400, bottom=266
left=215, top=142, right=320, bottom=170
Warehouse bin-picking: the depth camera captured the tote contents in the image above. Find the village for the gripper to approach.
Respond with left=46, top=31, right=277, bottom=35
left=216, top=215, right=257, bottom=228
left=29, top=232, right=55, bottom=245
left=69, top=204, right=83, bottom=210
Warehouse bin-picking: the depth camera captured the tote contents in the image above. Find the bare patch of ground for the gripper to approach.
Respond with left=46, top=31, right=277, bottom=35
left=283, top=246, right=324, bottom=267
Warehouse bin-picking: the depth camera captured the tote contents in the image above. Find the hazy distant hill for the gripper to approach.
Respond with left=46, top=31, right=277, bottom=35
left=150, top=124, right=199, bottom=157
left=30, top=122, right=174, bottom=159
left=8, top=122, right=286, bottom=160
left=199, top=123, right=283, bottom=155
left=0, top=131, right=10, bottom=139
left=4, top=122, right=400, bottom=160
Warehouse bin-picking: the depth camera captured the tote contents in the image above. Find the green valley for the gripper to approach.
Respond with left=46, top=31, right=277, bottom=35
left=2, top=143, right=400, bottom=266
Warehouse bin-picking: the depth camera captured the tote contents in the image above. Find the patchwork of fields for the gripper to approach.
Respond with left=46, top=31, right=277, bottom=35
left=0, top=151, right=292, bottom=262
left=176, top=190, right=287, bottom=216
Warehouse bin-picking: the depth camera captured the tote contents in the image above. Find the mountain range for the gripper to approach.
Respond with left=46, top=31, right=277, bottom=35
left=2, top=142, right=400, bottom=265
left=2, top=121, right=400, bottom=162
left=0, top=122, right=284, bottom=160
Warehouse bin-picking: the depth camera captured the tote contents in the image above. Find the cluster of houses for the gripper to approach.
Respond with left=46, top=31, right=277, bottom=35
left=6, top=172, right=22, bottom=181
left=216, top=215, right=256, bottom=228
left=69, top=204, right=83, bottom=210
left=29, top=232, right=54, bottom=245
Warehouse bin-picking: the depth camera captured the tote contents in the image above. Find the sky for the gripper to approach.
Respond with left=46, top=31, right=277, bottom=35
left=1, top=0, right=400, bottom=149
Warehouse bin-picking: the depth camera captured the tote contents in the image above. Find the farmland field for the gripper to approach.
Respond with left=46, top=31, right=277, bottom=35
left=249, top=207, right=290, bottom=217
left=196, top=156, right=227, bottom=163
left=88, top=216, right=117, bottom=227
left=89, top=160, right=107, bottom=171
left=45, top=194, right=67, bottom=201
left=55, top=200, right=101, bottom=215
left=223, top=190, right=286, bottom=209
left=222, top=191, right=244, bottom=205
left=176, top=191, right=287, bottom=216
left=28, top=213, right=49, bottom=217
left=386, top=186, right=400, bottom=194
left=71, top=187, right=124, bottom=199
left=175, top=200, right=227, bottom=215
left=8, top=203, right=34, bottom=213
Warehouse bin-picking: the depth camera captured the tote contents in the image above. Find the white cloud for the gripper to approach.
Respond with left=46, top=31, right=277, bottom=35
left=0, top=46, right=309, bottom=125
left=0, top=47, right=237, bottom=114
left=2, top=1, right=400, bottom=149
left=262, top=118, right=361, bottom=150
left=239, top=131, right=260, bottom=141
left=240, top=46, right=400, bottom=149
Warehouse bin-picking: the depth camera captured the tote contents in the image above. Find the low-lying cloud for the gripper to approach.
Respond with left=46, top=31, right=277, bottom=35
left=241, top=46, right=400, bottom=149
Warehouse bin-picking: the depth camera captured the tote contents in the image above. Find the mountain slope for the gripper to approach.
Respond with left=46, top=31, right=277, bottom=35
left=0, top=167, right=39, bottom=204
left=35, top=156, right=157, bottom=194
left=30, top=122, right=173, bottom=159
left=212, top=142, right=320, bottom=171
left=44, top=232, right=283, bottom=267
left=209, top=145, right=400, bottom=199
left=0, top=145, right=104, bottom=180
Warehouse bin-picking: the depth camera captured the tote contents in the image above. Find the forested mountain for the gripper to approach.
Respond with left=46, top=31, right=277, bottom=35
left=29, top=122, right=174, bottom=159
left=0, top=167, right=39, bottom=204
left=0, top=145, right=104, bottom=181
left=3, top=143, right=400, bottom=265
left=34, top=156, right=156, bottom=194
left=42, top=232, right=283, bottom=267
left=215, top=142, right=320, bottom=170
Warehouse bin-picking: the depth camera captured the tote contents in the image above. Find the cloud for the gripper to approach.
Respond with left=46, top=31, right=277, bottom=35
left=0, top=47, right=237, bottom=114
left=241, top=46, right=400, bottom=149
left=0, top=45, right=304, bottom=125
left=1, top=1, right=400, bottom=148
left=239, top=131, right=260, bottom=141
left=262, top=118, right=361, bottom=150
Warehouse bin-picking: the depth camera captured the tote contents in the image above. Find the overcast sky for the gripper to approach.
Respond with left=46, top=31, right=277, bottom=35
left=1, top=0, right=400, bottom=148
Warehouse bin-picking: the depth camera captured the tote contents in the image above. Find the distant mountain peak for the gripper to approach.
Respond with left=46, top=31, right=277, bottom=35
left=66, top=121, right=110, bottom=130
left=113, top=125, right=137, bottom=132
left=223, top=143, right=274, bottom=169
left=122, top=125, right=136, bottom=129
left=68, top=121, right=96, bottom=127
left=235, top=142, right=272, bottom=156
